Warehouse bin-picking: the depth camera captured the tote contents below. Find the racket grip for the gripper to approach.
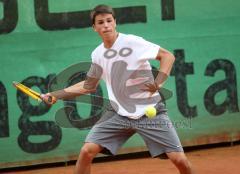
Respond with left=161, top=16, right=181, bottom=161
left=48, top=96, right=53, bottom=103
left=40, top=94, right=57, bottom=105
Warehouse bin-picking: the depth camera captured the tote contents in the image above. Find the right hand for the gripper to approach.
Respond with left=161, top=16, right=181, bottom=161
left=40, top=93, right=57, bottom=105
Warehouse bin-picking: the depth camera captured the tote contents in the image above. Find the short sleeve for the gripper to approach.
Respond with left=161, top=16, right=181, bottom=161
left=87, top=63, right=103, bottom=80
left=132, top=36, right=160, bottom=61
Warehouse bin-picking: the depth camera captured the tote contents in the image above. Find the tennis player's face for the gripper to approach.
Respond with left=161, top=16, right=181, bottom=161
left=93, top=13, right=117, bottom=40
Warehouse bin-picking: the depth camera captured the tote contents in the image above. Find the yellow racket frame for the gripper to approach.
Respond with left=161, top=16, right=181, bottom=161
left=13, top=81, right=42, bottom=102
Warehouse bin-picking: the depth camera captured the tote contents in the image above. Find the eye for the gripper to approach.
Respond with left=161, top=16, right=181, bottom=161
left=97, top=21, right=104, bottom=25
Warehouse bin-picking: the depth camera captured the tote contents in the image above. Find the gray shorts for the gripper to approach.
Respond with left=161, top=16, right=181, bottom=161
left=85, top=102, right=183, bottom=157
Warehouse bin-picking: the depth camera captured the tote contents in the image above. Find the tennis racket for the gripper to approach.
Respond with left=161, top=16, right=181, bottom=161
left=13, top=81, right=43, bottom=102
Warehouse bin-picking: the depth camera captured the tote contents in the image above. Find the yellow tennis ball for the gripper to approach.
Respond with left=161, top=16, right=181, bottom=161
left=145, top=106, right=157, bottom=118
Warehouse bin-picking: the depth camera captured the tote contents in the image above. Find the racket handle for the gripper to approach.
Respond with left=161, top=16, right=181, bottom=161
left=48, top=96, right=53, bottom=103
left=40, top=94, right=57, bottom=105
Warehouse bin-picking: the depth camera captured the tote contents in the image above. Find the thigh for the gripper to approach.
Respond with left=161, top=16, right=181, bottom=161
left=136, top=112, right=183, bottom=157
left=81, top=142, right=103, bottom=155
left=85, top=111, right=135, bottom=155
left=166, top=151, right=187, bottom=161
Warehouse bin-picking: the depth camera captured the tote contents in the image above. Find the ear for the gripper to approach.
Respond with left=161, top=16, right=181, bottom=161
left=114, top=19, right=117, bottom=28
left=92, top=24, right=97, bottom=32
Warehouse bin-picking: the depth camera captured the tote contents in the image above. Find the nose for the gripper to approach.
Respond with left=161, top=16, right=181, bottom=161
left=103, top=21, right=109, bottom=28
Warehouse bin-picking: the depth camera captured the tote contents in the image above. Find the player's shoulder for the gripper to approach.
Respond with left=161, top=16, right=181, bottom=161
left=119, top=33, right=147, bottom=47
left=91, top=43, right=104, bottom=60
left=120, top=33, right=144, bottom=42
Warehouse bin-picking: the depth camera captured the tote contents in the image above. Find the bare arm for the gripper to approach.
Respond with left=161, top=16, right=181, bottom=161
left=155, top=47, right=175, bottom=87
left=42, top=76, right=100, bottom=104
left=141, top=47, right=175, bottom=93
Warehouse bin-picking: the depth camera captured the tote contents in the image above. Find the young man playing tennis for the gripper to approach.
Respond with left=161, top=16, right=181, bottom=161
left=42, top=4, right=195, bottom=174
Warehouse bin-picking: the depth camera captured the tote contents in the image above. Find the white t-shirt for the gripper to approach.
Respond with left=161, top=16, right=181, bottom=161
left=89, top=33, right=161, bottom=119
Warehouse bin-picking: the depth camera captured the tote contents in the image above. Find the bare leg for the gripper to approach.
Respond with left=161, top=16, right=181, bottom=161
left=166, top=152, right=195, bottom=174
left=74, top=143, right=103, bottom=174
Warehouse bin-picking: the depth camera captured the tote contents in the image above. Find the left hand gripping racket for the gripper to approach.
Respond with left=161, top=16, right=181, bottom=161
left=12, top=81, right=42, bottom=102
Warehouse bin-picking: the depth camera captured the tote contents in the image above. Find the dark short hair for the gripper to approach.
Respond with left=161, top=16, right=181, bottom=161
left=90, top=4, right=116, bottom=24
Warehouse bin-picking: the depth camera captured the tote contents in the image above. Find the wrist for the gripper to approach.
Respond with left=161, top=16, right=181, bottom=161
left=154, top=81, right=163, bottom=89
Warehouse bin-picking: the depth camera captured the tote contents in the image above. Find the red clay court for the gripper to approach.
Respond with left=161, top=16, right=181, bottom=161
left=2, top=143, right=240, bottom=174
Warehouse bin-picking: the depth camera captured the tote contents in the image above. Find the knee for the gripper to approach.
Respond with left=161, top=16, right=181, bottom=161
left=171, top=156, right=192, bottom=170
left=80, top=144, right=99, bottom=162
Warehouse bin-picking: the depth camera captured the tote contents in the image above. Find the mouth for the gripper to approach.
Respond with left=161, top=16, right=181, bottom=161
left=103, top=30, right=112, bottom=34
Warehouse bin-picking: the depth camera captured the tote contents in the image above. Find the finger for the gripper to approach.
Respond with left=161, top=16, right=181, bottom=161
left=145, top=83, right=157, bottom=90
left=139, top=84, right=149, bottom=91
left=144, top=83, right=151, bottom=88
left=47, top=95, right=57, bottom=105
left=140, top=87, right=150, bottom=92
left=40, top=94, right=48, bottom=101
left=40, top=94, right=57, bottom=105
left=147, top=91, right=155, bottom=98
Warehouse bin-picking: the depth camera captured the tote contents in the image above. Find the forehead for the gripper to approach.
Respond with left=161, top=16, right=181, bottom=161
left=95, top=13, right=114, bottom=21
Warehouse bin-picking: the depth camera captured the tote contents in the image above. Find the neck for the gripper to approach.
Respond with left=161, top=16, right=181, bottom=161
left=103, top=31, right=119, bottom=48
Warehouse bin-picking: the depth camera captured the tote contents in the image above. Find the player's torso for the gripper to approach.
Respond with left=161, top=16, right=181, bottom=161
left=92, top=33, right=160, bottom=117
